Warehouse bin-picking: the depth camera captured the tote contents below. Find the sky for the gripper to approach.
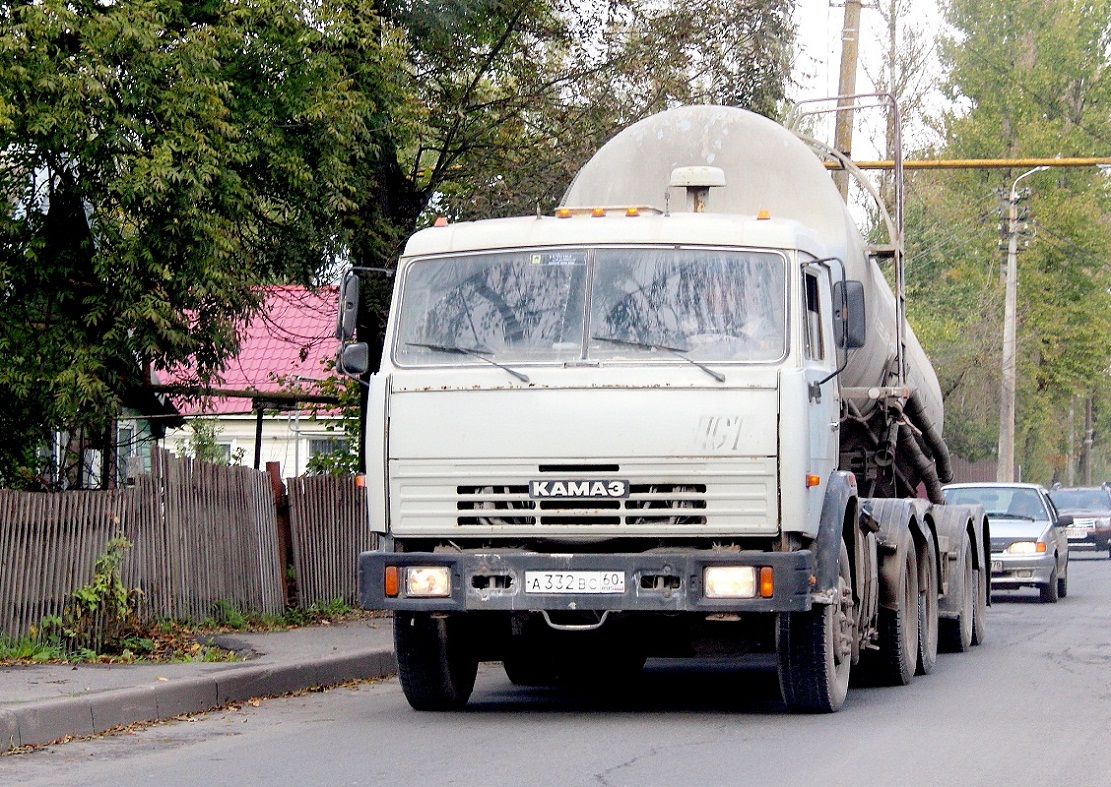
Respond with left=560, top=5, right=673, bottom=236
left=790, top=0, right=946, bottom=155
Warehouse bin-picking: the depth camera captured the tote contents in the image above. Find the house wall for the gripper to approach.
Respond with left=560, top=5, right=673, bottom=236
left=162, top=413, right=347, bottom=477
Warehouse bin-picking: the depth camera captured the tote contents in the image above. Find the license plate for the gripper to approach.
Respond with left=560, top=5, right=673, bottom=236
left=1065, top=528, right=1089, bottom=540
left=991, top=561, right=1003, bottom=573
left=524, top=570, right=625, bottom=594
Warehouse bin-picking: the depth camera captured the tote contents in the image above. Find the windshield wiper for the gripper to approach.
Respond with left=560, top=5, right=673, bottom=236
left=592, top=335, right=725, bottom=383
left=407, top=342, right=530, bottom=384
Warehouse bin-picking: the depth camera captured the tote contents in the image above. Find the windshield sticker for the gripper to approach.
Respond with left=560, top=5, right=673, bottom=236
left=531, top=252, right=586, bottom=266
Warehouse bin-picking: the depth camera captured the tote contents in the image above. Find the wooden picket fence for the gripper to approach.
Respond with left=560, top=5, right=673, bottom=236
left=0, top=448, right=370, bottom=639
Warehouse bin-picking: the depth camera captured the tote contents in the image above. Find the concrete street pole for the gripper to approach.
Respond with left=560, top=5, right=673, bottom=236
left=997, top=166, right=1048, bottom=482
left=834, top=0, right=862, bottom=200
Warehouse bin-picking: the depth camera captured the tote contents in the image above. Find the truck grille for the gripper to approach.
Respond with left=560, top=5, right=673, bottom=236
left=457, top=484, right=708, bottom=526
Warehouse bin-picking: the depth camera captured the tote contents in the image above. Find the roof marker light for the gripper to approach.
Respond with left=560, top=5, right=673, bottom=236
left=757, top=209, right=771, bottom=220
left=433, top=216, right=449, bottom=227
left=555, top=208, right=572, bottom=218
left=626, top=207, right=640, bottom=217
left=591, top=207, right=606, bottom=217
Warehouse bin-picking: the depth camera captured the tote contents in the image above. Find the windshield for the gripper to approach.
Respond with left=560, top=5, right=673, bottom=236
left=395, top=247, right=787, bottom=366
left=1049, top=489, right=1111, bottom=511
left=944, top=487, right=1049, bottom=521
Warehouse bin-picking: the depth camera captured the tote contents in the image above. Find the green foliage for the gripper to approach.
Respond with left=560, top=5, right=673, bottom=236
left=301, top=367, right=361, bottom=476
left=0, top=0, right=405, bottom=484
left=177, top=418, right=243, bottom=465
left=210, top=598, right=251, bottom=630
left=905, top=0, right=1111, bottom=480
left=41, top=535, right=145, bottom=655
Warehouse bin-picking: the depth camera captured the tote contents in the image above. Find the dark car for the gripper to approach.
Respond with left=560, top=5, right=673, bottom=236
left=943, top=483, right=1072, bottom=603
left=1048, top=486, right=1111, bottom=558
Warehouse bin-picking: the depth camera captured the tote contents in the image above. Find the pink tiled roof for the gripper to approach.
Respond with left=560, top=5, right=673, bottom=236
left=162, top=286, right=339, bottom=415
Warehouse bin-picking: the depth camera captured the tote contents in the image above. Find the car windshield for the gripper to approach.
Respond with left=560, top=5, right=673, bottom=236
left=1049, top=489, right=1111, bottom=511
left=944, top=487, right=1048, bottom=521
left=394, top=247, right=787, bottom=366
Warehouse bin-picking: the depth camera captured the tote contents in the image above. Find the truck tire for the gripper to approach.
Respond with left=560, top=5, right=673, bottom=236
left=395, top=611, right=478, bottom=711
left=916, top=537, right=939, bottom=676
left=971, top=568, right=988, bottom=646
left=939, top=542, right=974, bottom=653
left=777, top=539, right=853, bottom=713
left=871, top=539, right=919, bottom=686
left=1039, top=565, right=1060, bottom=604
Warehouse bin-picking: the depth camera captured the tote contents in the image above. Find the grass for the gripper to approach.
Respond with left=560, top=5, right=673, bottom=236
left=0, top=599, right=368, bottom=666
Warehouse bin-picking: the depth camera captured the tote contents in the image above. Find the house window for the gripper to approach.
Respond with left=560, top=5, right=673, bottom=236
left=309, top=438, right=348, bottom=457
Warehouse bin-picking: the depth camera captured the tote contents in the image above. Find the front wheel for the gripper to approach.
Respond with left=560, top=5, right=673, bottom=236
left=777, top=538, right=854, bottom=713
left=395, top=611, right=478, bottom=711
left=1039, top=565, right=1060, bottom=604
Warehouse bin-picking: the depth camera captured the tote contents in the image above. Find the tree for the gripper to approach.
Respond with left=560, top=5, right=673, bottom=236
left=348, top=0, right=798, bottom=369
left=0, top=0, right=404, bottom=486
left=906, top=0, right=1111, bottom=480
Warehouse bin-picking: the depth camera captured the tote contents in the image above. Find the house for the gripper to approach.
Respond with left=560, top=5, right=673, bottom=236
left=154, top=285, right=348, bottom=478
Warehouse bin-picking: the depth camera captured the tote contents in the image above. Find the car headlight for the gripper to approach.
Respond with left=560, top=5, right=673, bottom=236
left=1005, top=541, right=1047, bottom=555
left=405, top=566, right=452, bottom=597
left=703, top=566, right=757, bottom=598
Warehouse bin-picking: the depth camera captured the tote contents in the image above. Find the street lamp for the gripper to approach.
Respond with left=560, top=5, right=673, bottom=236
left=997, top=165, right=1050, bottom=482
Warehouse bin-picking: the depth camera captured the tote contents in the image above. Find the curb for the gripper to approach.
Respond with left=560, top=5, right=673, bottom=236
left=1, top=649, right=397, bottom=752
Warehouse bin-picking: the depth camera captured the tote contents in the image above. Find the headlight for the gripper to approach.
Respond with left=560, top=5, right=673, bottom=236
left=405, top=566, right=452, bottom=597
left=703, top=566, right=757, bottom=598
left=1005, top=541, right=1047, bottom=555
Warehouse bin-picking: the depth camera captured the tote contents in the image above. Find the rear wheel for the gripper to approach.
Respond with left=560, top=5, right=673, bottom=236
left=1039, top=565, right=1060, bottom=604
left=871, top=539, right=919, bottom=686
left=940, top=542, right=974, bottom=653
left=395, top=611, right=478, bottom=711
left=971, top=568, right=988, bottom=646
left=916, top=537, right=939, bottom=676
left=777, top=538, right=854, bottom=713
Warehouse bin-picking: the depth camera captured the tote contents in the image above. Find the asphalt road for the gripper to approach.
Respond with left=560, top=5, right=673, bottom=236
left=5, top=553, right=1111, bottom=787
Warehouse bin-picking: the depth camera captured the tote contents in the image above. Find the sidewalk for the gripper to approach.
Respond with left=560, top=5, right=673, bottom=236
left=0, top=616, right=395, bottom=752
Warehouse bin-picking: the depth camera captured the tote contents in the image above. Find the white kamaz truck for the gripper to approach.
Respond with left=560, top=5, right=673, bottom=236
left=337, top=105, right=990, bottom=712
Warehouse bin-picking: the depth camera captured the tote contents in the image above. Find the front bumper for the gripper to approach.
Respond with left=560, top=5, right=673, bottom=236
left=358, top=549, right=815, bottom=613
left=1064, top=526, right=1111, bottom=550
left=989, top=552, right=1057, bottom=589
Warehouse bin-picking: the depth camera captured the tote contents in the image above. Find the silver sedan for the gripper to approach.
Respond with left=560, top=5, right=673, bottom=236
left=943, top=482, right=1071, bottom=603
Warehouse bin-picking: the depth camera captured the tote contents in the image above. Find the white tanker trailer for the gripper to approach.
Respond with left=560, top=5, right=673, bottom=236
left=339, top=104, right=990, bottom=713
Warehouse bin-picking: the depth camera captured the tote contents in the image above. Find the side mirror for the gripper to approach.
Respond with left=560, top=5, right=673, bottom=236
left=337, top=342, right=370, bottom=377
left=832, top=280, right=866, bottom=350
left=335, top=271, right=360, bottom=342
left=1056, top=514, right=1074, bottom=527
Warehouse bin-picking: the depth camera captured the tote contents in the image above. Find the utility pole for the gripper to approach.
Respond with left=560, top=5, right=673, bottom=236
left=834, top=0, right=863, bottom=199
left=997, top=166, right=1048, bottom=482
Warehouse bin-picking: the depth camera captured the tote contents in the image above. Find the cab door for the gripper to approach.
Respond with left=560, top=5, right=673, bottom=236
left=802, top=264, right=839, bottom=471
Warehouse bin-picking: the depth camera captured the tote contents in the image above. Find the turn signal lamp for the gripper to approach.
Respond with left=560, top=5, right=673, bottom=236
left=806, top=474, right=821, bottom=488
left=405, top=566, right=452, bottom=597
left=759, top=567, right=775, bottom=598
left=1004, top=541, right=1047, bottom=555
left=384, top=566, right=400, bottom=597
left=703, top=566, right=757, bottom=598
